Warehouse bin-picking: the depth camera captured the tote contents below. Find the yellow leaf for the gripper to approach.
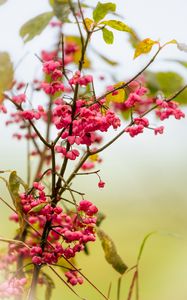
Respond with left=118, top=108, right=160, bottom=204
left=0, top=52, right=14, bottom=103
left=166, top=39, right=177, bottom=45
left=65, top=35, right=91, bottom=68
left=84, top=18, right=94, bottom=31
left=73, top=51, right=91, bottom=68
left=162, top=39, right=177, bottom=47
left=106, top=81, right=126, bottom=104
left=90, top=153, right=99, bottom=162
left=134, top=38, right=158, bottom=59
left=97, top=228, right=128, bottom=275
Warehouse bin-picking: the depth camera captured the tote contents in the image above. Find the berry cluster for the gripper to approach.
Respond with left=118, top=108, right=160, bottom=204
left=7, top=182, right=98, bottom=287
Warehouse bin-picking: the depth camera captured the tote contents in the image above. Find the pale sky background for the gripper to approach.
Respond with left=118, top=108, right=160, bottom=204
left=0, top=0, right=187, bottom=78
left=0, top=0, right=187, bottom=169
left=0, top=1, right=187, bottom=300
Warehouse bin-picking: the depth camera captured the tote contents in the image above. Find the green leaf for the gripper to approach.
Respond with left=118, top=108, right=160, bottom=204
left=101, top=20, right=132, bottom=32
left=102, top=27, right=114, bottom=44
left=93, top=2, right=116, bottom=23
left=49, top=0, right=70, bottom=22
left=146, top=71, right=187, bottom=104
left=120, top=109, right=131, bottom=121
left=178, top=61, right=187, bottom=68
left=20, top=12, right=54, bottom=43
left=167, top=59, right=187, bottom=68
left=156, top=72, right=183, bottom=94
left=9, top=171, right=28, bottom=193
left=84, top=244, right=89, bottom=255
left=137, top=231, right=156, bottom=263
left=0, top=52, right=13, bottom=103
left=28, top=203, right=47, bottom=214
left=175, top=60, right=187, bottom=68
left=97, top=228, right=128, bottom=275
left=0, top=0, right=7, bottom=5
left=163, top=39, right=186, bottom=50
left=49, top=0, right=68, bottom=3
left=96, top=212, right=106, bottom=226
left=9, top=171, right=28, bottom=234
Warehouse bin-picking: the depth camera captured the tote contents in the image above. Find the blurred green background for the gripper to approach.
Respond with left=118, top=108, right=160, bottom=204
left=1, top=0, right=187, bottom=299
left=1, top=117, right=187, bottom=300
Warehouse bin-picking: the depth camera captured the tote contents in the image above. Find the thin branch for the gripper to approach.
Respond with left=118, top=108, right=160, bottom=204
left=4, top=94, right=51, bottom=148
left=96, top=47, right=162, bottom=102
left=0, top=195, right=109, bottom=300
left=53, top=128, right=66, bottom=146
left=49, top=266, right=87, bottom=300
left=140, top=84, right=187, bottom=118
left=0, top=237, right=31, bottom=249
left=107, top=282, right=112, bottom=299
left=74, top=170, right=100, bottom=176
left=27, top=126, right=31, bottom=186
left=117, top=276, right=122, bottom=300
left=59, top=197, right=78, bottom=206
left=50, top=228, right=64, bottom=238
left=34, top=53, right=43, bottom=63
left=11, top=263, right=33, bottom=278
left=0, top=196, right=17, bottom=213
left=166, top=84, right=187, bottom=102
left=59, top=151, right=89, bottom=197
left=77, top=0, right=87, bottom=31
left=55, top=23, right=91, bottom=189
left=28, top=120, right=51, bottom=148
left=51, top=264, right=79, bottom=272
left=91, top=83, right=187, bottom=155
left=27, top=168, right=52, bottom=195
left=57, top=175, right=85, bottom=197
left=68, top=0, right=84, bottom=51
left=135, top=269, right=139, bottom=300
left=61, top=33, right=66, bottom=74
left=46, top=96, right=53, bottom=143
left=126, top=271, right=138, bottom=300
left=14, top=52, right=29, bottom=70
left=55, top=173, right=80, bottom=216
left=51, top=144, right=56, bottom=201
left=59, top=256, right=110, bottom=300
left=33, top=148, right=49, bottom=180
left=28, top=125, right=41, bottom=156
